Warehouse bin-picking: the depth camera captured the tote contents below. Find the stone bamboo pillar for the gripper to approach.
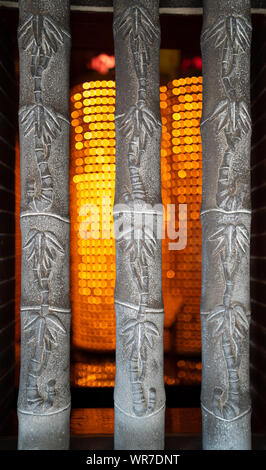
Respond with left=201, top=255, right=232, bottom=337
left=113, top=0, right=165, bottom=450
left=200, top=0, right=252, bottom=450
left=17, top=0, right=71, bottom=450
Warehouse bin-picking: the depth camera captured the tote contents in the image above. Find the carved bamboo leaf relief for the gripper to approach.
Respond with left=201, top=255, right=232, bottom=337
left=46, top=314, right=67, bottom=334
left=121, top=319, right=159, bottom=351
left=19, top=104, right=64, bottom=142
left=117, top=222, right=157, bottom=259
left=208, top=303, right=249, bottom=338
left=114, top=2, right=163, bottom=428
left=24, top=313, right=40, bottom=331
left=23, top=228, right=65, bottom=410
left=117, top=106, right=161, bottom=139
left=19, top=14, right=70, bottom=214
left=201, top=15, right=251, bottom=51
left=203, top=99, right=251, bottom=135
left=209, top=223, right=249, bottom=257
left=201, top=9, right=251, bottom=425
left=18, top=2, right=71, bottom=449
left=26, top=313, right=64, bottom=343
left=18, top=14, right=67, bottom=54
left=113, top=6, right=159, bottom=43
left=200, top=1, right=251, bottom=449
left=24, top=229, right=64, bottom=278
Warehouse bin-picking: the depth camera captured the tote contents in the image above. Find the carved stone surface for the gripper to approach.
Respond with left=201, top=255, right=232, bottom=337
left=200, top=0, right=252, bottom=449
left=17, top=0, right=71, bottom=450
left=113, top=0, right=165, bottom=450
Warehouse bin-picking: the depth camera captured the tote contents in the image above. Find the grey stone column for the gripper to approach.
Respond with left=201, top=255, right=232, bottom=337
left=17, top=0, right=71, bottom=450
left=200, top=0, right=252, bottom=450
left=113, top=0, right=165, bottom=450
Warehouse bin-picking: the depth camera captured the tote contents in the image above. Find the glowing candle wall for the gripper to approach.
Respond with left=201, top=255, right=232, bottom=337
left=69, top=78, right=203, bottom=389
left=160, top=77, right=203, bottom=357
left=18, top=0, right=71, bottom=449
left=200, top=0, right=252, bottom=449
left=70, top=80, right=116, bottom=354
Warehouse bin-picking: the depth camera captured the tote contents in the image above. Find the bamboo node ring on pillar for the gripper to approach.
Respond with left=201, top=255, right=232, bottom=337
left=18, top=0, right=71, bottom=450
left=200, top=0, right=252, bottom=450
left=113, top=0, right=165, bottom=450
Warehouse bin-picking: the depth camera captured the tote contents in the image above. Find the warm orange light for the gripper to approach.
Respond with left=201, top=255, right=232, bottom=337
left=160, top=75, right=202, bottom=355
left=70, top=76, right=203, bottom=386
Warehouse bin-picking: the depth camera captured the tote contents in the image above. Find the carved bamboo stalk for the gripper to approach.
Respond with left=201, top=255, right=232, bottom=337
left=200, top=0, right=252, bottom=449
left=17, top=0, right=71, bottom=450
left=113, top=0, right=165, bottom=450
